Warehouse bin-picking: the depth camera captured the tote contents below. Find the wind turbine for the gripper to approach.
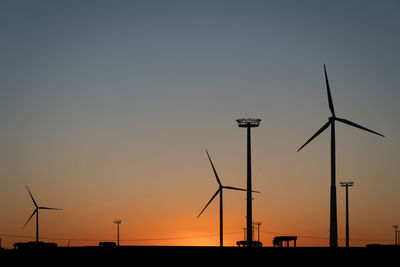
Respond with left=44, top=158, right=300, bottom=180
left=24, top=186, right=62, bottom=243
left=297, top=64, right=384, bottom=247
left=197, top=150, right=259, bottom=247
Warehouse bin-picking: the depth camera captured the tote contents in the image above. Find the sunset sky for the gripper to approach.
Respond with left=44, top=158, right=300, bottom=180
left=1, top=0, right=399, bottom=248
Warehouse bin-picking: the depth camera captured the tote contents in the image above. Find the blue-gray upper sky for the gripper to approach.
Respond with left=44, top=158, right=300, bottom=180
left=0, top=0, right=399, bottom=247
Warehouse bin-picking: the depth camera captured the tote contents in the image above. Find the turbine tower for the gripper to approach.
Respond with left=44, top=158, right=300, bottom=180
left=297, top=65, right=384, bottom=247
left=236, top=118, right=261, bottom=247
left=24, top=186, right=62, bottom=243
left=198, top=150, right=257, bottom=247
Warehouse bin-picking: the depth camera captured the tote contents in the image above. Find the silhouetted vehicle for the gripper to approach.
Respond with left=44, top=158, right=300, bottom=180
left=273, top=236, right=297, bottom=247
left=14, top=241, right=57, bottom=249
left=236, top=241, right=263, bottom=247
left=99, top=242, right=117, bottom=248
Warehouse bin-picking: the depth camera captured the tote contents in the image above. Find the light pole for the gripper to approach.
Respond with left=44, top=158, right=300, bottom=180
left=114, top=220, right=121, bottom=247
left=254, top=221, right=262, bottom=242
left=398, top=229, right=399, bottom=245
left=393, top=225, right=398, bottom=246
left=340, top=181, right=354, bottom=247
left=236, top=118, right=261, bottom=247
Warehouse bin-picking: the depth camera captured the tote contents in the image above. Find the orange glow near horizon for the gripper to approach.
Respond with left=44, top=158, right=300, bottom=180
left=1, top=194, right=395, bottom=249
left=1, top=0, right=399, bottom=251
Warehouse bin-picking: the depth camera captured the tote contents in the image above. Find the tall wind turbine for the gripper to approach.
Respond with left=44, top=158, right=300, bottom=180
left=297, top=65, right=384, bottom=247
left=24, top=186, right=62, bottom=243
left=197, top=150, right=258, bottom=247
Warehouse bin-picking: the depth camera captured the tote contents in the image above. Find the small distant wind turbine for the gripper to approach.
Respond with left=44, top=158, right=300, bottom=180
left=24, top=186, right=62, bottom=243
left=197, top=150, right=259, bottom=247
left=297, top=65, right=384, bottom=247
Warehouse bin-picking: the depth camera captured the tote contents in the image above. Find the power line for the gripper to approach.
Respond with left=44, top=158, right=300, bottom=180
left=1, top=231, right=392, bottom=243
left=0, top=231, right=243, bottom=242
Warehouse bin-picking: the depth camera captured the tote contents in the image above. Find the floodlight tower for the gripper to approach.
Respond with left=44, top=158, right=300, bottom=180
left=236, top=118, right=261, bottom=247
left=114, top=220, right=121, bottom=247
left=340, top=182, right=354, bottom=247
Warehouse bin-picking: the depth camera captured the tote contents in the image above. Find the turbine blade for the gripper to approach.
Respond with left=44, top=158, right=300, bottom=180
left=23, top=209, right=37, bottom=228
left=297, top=120, right=331, bottom=152
left=335, top=117, right=384, bottom=137
left=223, top=186, right=246, bottom=192
left=223, top=186, right=261, bottom=193
left=39, top=206, right=63, bottom=210
left=197, top=189, right=220, bottom=218
left=26, top=186, right=38, bottom=208
left=206, top=150, right=222, bottom=186
left=324, top=64, right=335, bottom=117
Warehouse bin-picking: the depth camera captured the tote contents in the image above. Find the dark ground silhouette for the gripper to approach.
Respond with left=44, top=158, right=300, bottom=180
left=2, top=245, right=399, bottom=264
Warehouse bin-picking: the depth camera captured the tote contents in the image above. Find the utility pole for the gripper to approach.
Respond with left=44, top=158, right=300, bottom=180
left=237, top=118, right=261, bottom=247
left=254, top=221, right=262, bottom=242
left=393, top=225, right=398, bottom=246
left=340, top=182, right=354, bottom=247
left=114, top=220, right=121, bottom=247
